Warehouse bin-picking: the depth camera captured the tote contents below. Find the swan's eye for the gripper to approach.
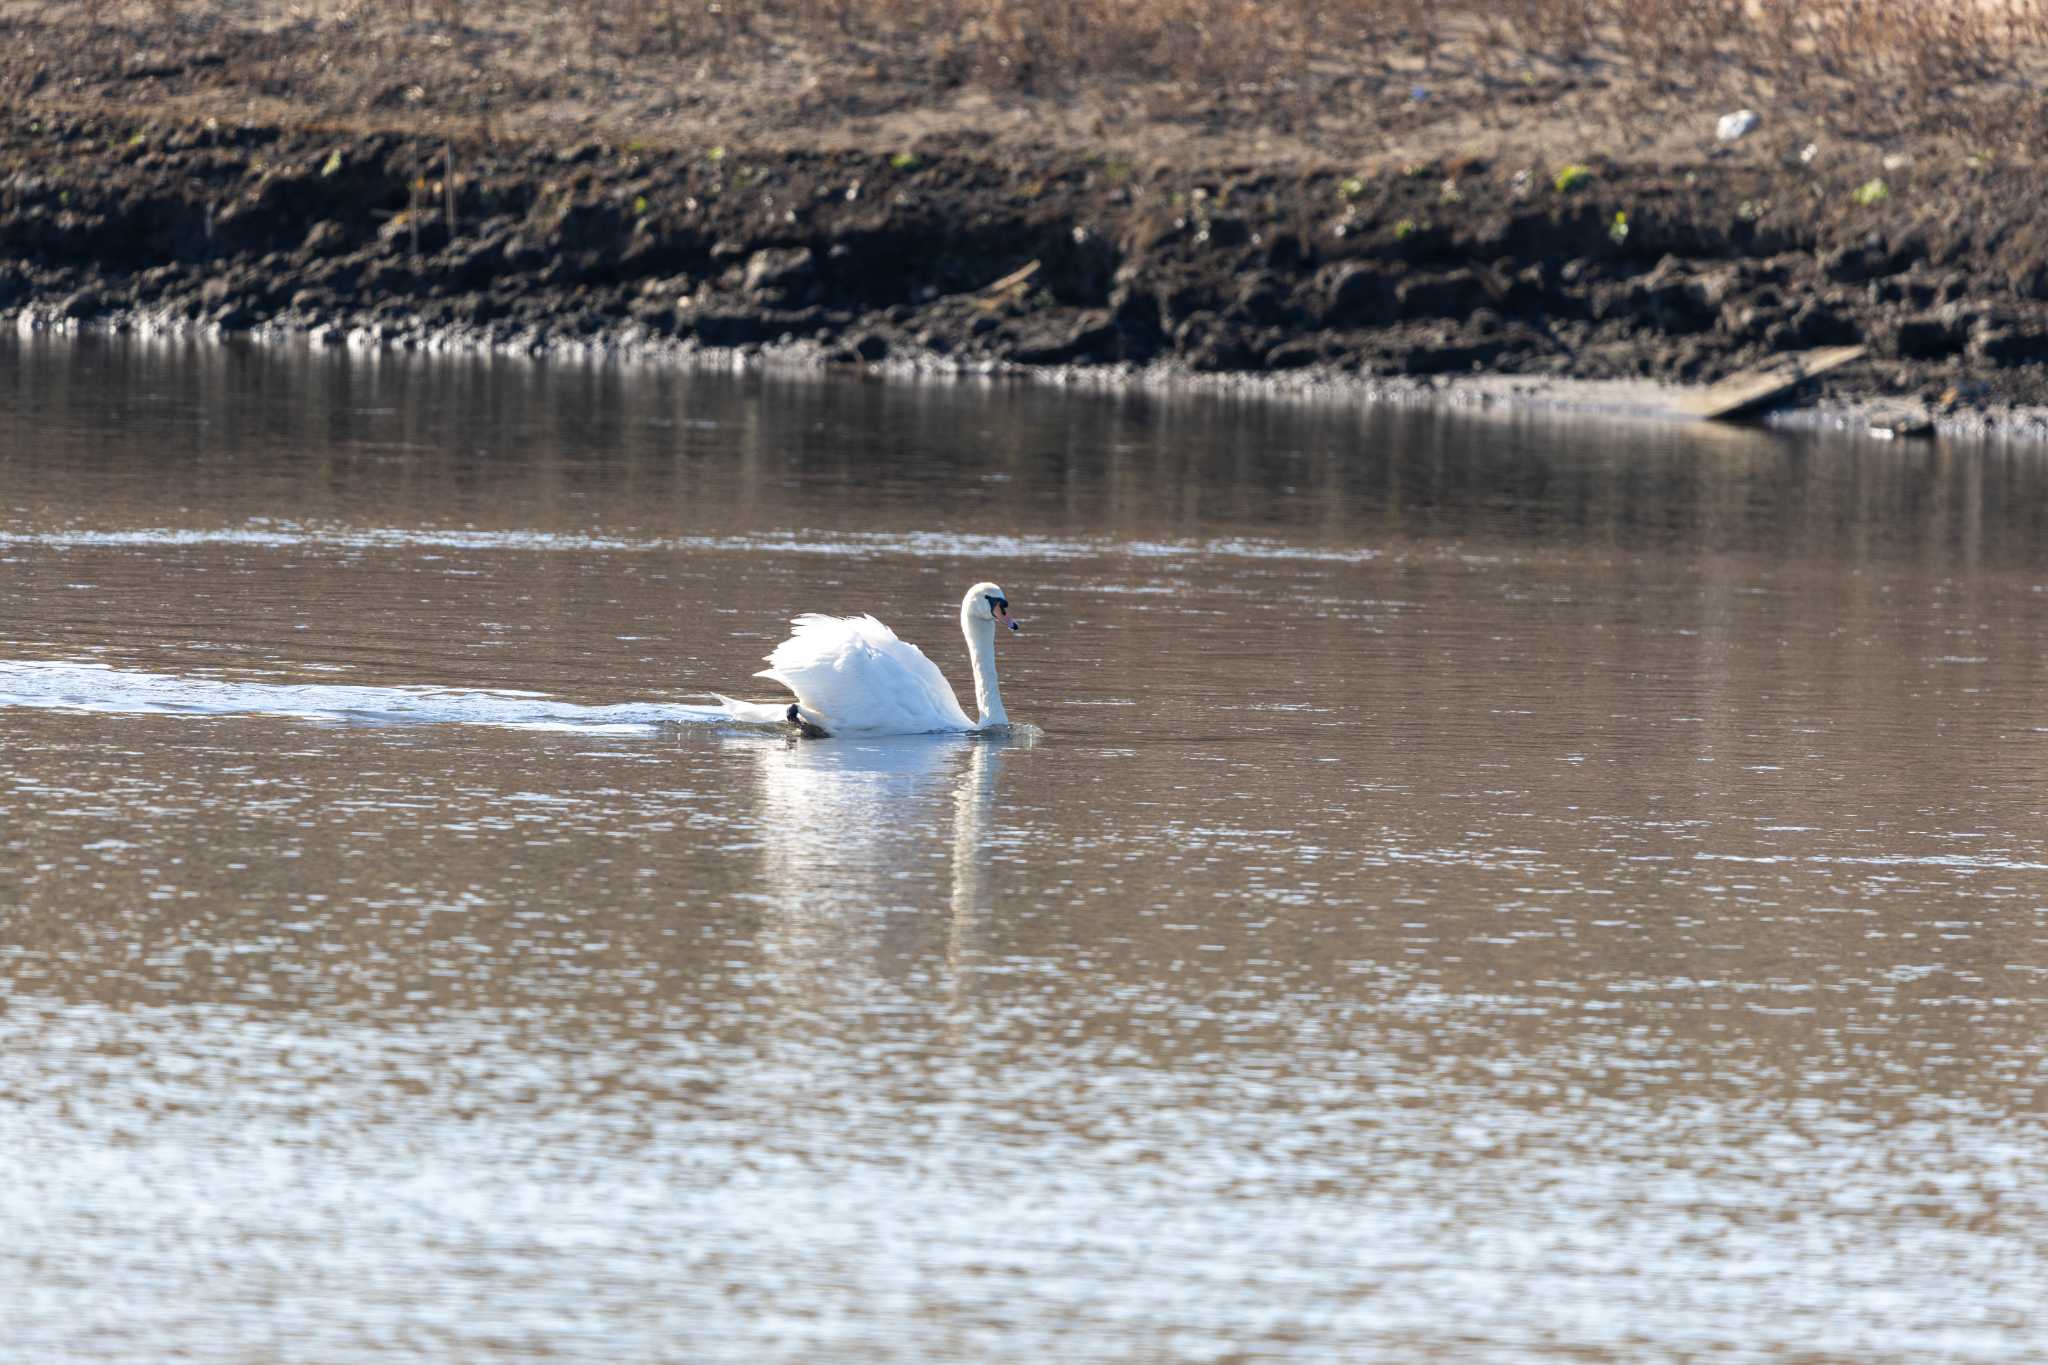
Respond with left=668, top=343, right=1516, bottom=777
left=987, top=595, right=1007, bottom=613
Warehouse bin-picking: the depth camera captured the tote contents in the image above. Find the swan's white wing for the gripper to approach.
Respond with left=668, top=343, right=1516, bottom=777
left=757, top=613, right=974, bottom=735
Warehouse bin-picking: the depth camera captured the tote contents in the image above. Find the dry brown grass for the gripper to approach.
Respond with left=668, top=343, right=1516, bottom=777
left=544, top=0, right=2048, bottom=102
left=520, top=1, right=2048, bottom=90
left=23, top=0, right=2048, bottom=152
left=613, top=0, right=2016, bottom=138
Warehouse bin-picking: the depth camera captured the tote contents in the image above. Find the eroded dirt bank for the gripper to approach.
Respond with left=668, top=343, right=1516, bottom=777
left=9, top=8, right=2048, bottom=432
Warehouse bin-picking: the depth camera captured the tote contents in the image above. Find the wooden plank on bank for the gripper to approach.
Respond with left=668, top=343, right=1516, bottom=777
left=970, top=259, right=1042, bottom=313
left=980, top=260, right=1040, bottom=296
left=1682, top=345, right=1867, bottom=421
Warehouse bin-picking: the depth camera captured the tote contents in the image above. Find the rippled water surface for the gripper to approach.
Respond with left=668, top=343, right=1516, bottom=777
left=4, top=334, right=2048, bottom=1362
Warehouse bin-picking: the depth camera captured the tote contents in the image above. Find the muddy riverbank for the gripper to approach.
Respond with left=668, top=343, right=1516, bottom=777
left=9, top=5, right=2048, bottom=434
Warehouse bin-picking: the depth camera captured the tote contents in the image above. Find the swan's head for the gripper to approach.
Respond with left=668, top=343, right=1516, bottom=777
left=963, top=581, right=1020, bottom=634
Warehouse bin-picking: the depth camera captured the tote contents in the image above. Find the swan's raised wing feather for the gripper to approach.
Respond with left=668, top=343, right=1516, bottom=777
left=756, top=613, right=975, bottom=735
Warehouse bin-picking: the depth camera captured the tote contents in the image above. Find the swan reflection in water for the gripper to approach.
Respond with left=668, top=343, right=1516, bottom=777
left=733, top=728, right=1034, bottom=997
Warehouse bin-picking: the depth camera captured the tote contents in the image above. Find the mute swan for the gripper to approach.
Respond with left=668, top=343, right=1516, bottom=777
left=714, top=581, right=1021, bottom=738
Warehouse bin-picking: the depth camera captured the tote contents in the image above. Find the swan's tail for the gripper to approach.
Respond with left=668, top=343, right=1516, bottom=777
left=709, top=693, right=799, bottom=726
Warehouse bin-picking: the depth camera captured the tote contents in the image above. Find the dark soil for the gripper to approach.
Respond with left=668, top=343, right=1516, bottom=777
left=8, top=7, right=2048, bottom=431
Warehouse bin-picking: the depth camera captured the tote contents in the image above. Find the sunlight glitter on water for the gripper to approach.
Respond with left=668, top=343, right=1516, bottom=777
left=0, top=523, right=1380, bottom=565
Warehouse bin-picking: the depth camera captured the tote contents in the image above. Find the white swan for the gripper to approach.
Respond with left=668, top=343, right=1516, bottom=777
left=714, top=581, right=1021, bottom=738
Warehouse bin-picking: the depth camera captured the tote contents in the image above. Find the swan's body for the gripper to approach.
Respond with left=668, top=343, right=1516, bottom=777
left=715, top=582, right=1020, bottom=738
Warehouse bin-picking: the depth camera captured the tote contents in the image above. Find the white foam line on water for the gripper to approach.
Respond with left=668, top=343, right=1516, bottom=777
left=0, top=523, right=1378, bottom=564
left=0, top=660, right=732, bottom=734
left=1696, top=849, right=2048, bottom=872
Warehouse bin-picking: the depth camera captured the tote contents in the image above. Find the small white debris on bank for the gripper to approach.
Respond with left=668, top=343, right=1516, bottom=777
left=1716, top=109, right=1760, bottom=142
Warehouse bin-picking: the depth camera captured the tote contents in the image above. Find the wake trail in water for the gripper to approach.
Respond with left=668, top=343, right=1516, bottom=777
left=0, top=660, right=736, bottom=734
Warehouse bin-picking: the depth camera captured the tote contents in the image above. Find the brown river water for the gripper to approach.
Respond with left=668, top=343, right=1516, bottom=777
left=3, top=333, right=2046, bottom=1362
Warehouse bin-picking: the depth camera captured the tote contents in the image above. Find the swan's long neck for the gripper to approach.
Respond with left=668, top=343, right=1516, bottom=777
left=963, top=614, right=1007, bottom=728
